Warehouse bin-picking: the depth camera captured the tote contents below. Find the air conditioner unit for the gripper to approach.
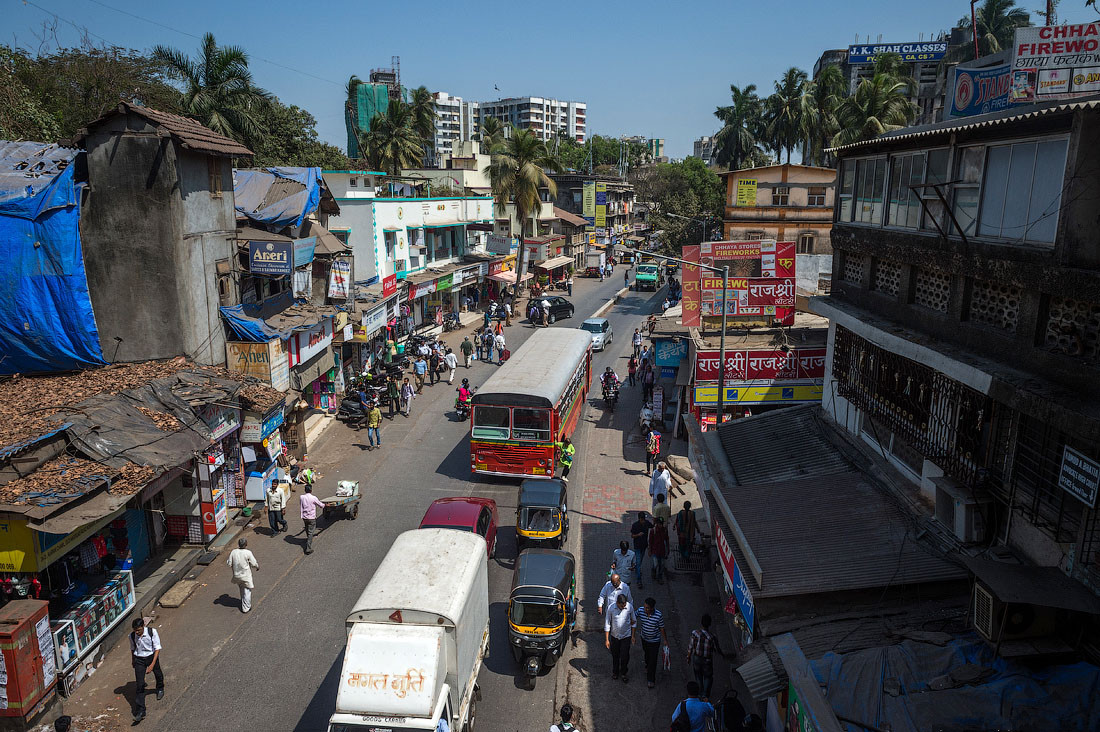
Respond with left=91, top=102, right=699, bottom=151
left=932, top=476, right=992, bottom=543
left=972, top=582, right=1058, bottom=642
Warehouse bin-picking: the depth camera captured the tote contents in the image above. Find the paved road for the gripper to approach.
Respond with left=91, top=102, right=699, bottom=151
left=138, top=274, right=663, bottom=732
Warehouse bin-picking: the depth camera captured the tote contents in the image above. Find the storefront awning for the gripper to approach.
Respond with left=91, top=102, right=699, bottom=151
left=27, top=490, right=132, bottom=535
left=536, top=255, right=573, bottom=270
left=488, top=271, right=533, bottom=285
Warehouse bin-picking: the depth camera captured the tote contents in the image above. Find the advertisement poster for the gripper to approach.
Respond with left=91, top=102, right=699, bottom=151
left=747, top=278, right=795, bottom=307
left=582, top=181, right=596, bottom=222
left=715, top=521, right=754, bottom=640
left=1038, top=68, right=1072, bottom=96
left=682, top=245, right=701, bottom=328
left=695, top=347, right=826, bottom=382
left=327, top=258, right=351, bottom=299
left=1012, top=24, right=1100, bottom=102
left=949, top=64, right=1014, bottom=117
left=786, top=681, right=822, bottom=732
left=595, top=182, right=607, bottom=228
left=1010, top=68, right=1037, bottom=101
left=735, top=178, right=757, bottom=207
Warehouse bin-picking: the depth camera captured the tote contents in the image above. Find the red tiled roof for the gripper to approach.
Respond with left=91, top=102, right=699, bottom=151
left=79, top=102, right=253, bottom=158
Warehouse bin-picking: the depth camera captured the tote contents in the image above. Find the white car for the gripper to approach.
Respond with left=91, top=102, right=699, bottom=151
left=581, top=318, right=613, bottom=351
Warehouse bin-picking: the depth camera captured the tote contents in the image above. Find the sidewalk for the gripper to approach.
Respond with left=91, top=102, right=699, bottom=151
left=557, top=313, right=734, bottom=731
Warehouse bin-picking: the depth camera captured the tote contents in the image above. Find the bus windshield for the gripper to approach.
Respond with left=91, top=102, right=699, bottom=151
left=512, top=408, right=551, bottom=441
left=637, top=265, right=658, bottom=275
left=472, top=405, right=510, bottom=439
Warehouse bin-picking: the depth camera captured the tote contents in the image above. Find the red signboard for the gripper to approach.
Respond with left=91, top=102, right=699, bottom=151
left=682, top=245, right=701, bottom=327
left=382, top=274, right=397, bottom=298
left=694, top=240, right=797, bottom=321
left=695, top=347, right=826, bottom=382
left=702, top=240, right=762, bottom=260
left=200, top=501, right=218, bottom=535
left=775, top=241, right=796, bottom=278
left=489, top=260, right=504, bottom=275
left=775, top=306, right=795, bottom=326
left=746, top=278, right=795, bottom=307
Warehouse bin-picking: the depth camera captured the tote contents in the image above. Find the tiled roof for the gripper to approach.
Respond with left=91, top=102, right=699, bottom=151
left=79, top=102, right=252, bottom=157
left=554, top=206, right=589, bottom=227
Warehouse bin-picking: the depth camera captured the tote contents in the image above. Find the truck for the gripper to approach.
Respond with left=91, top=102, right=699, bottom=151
left=634, top=263, right=661, bottom=291
left=584, top=250, right=605, bottom=277
left=329, top=529, right=489, bottom=732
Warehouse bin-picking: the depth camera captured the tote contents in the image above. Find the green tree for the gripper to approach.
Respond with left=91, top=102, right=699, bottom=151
left=764, top=67, right=808, bottom=164
left=250, top=98, right=352, bottom=168
left=0, top=47, right=61, bottom=141
left=152, top=33, right=271, bottom=145
left=365, top=99, right=425, bottom=175
left=943, top=0, right=1031, bottom=62
left=713, top=84, right=761, bottom=170
left=631, top=158, right=723, bottom=252
left=832, top=73, right=916, bottom=148
left=801, top=64, right=844, bottom=167
left=408, top=85, right=436, bottom=147
left=478, top=116, right=504, bottom=154
left=484, top=126, right=562, bottom=285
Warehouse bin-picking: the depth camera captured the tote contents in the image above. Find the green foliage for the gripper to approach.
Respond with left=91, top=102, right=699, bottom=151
left=478, top=117, right=504, bottom=154
left=631, top=157, right=723, bottom=252
left=250, top=99, right=352, bottom=168
left=365, top=99, right=426, bottom=175
left=548, top=134, right=650, bottom=174
left=408, top=85, right=436, bottom=149
left=832, top=73, right=916, bottom=147
left=944, top=0, right=1032, bottom=63
left=763, top=67, right=808, bottom=164
left=801, top=65, right=844, bottom=167
left=0, top=47, right=60, bottom=142
left=713, top=84, right=763, bottom=170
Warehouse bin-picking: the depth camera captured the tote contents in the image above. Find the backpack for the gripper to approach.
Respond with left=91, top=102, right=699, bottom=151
left=670, top=701, right=691, bottom=732
left=550, top=724, right=575, bottom=732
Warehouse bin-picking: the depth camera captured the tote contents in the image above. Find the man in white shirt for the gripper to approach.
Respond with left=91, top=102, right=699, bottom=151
left=227, top=538, right=260, bottom=613
left=649, top=463, right=672, bottom=507
left=444, top=348, right=458, bottom=384
left=129, top=617, right=164, bottom=723
left=494, top=332, right=507, bottom=364
left=604, top=594, right=636, bottom=681
left=597, top=573, right=632, bottom=615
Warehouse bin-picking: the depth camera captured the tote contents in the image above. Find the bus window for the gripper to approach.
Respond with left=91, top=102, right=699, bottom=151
left=512, top=408, right=551, bottom=441
left=472, top=406, right=510, bottom=439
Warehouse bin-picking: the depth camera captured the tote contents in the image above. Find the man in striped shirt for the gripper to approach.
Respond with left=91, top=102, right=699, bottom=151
left=633, top=597, right=670, bottom=689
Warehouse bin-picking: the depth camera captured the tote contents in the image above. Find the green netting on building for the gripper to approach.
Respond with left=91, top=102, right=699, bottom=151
left=345, top=83, right=391, bottom=158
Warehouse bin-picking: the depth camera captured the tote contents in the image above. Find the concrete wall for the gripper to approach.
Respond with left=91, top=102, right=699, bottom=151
left=80, top=115, right=235, bottom=365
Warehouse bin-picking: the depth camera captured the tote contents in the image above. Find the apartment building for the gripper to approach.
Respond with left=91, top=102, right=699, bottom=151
left=693, top=135, right=716, bottom=166
left=479, top=96, right=586, bottom=143
left=428, top=92, right=482, bottom=166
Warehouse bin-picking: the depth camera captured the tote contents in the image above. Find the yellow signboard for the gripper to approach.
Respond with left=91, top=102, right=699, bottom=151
left=693, top=382, right=822, bottom=405
left=735, top=178, right=758, bottom=207
left=583, top=181, right=595, bottom=218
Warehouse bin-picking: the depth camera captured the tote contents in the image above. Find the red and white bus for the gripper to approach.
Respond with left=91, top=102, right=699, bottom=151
left=470, top=329, right=592, bottom=479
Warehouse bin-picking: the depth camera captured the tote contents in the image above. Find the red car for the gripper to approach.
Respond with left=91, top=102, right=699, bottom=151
left=418, top=497, right=499, bottom=559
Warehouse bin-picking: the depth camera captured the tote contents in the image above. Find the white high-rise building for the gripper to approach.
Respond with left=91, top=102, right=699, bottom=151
left=429, top=92, right=482, bottom=166
left=478, top=97, right=586, bottom=143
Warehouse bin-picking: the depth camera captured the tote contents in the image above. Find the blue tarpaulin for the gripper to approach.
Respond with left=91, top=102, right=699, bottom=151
left=0, top=141, right=105, bottom=375
left=219, top=291, right=337, bottom=343
left=233, top=167, right=322, bottom=229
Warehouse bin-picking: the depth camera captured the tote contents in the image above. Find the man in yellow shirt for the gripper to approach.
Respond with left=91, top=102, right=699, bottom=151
left=366, top=403, right=382, bottom=450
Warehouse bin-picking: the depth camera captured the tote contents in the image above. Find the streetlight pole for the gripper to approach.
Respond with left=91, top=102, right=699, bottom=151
left=624, top=248, right=729, bottom=429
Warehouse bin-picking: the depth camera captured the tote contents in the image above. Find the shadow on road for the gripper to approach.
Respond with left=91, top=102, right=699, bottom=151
left=294, top=649, right=344, bottom=731
left=434, top=433, right=474, bottom=480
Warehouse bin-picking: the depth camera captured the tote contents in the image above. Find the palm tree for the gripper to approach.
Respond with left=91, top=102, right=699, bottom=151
left=765, top=67, right=808, bottom=164
left=832, top=74, right=916, bottom=148
left=364, top=99, right=424, bottom=175
left=484, top=126, right=563, bottom=287
left=713, top=83, right=761, bottom=170
left=479, top=116, right=505, bottom=154
left=943, top=0, right=1031, bottom=62
left=152, top=33, right=271, bottom=145
left=801, top=65, right=844, bottom=166
left=872, top=52, right=916, bottom=97
left=409, top=86, right=436, bottom=144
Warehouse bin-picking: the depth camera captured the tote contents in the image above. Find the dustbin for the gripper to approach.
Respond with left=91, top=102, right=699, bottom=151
left=396, top=342, right=406, bottom=356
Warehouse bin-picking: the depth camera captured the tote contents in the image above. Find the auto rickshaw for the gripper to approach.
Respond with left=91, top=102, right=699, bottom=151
left=516, top=479, right=568, bottom=551
left=508, top=548, right=576, bottom=688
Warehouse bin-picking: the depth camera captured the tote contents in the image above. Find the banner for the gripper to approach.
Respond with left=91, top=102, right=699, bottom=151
left=682, top=245, right=701, bottom=327
left=582, top=181, right=596, bottom=222
left=695, top=347, right=826, bottom=382
left=847, top=40, right=947, bottom=64
left=949, top=64, right=1014, bottom=117
left=249, top=241, right=292, bottom=275
left=1012, top=24, right=1100, bottom=102
left=715, top=520, right=755, bottom=637
left=292, top=237, right=317, bottom=269
left=701, top=240, right=764, bottom=261
left=382, top=273, right=397, bottom=298
left=746, top=277, right=795, bottom=307
left=361, top=304, right=387, bottom=337
left=694, top=382, right=823, bottom=406
left=487, top=234, right=512, bottom=254
left=735, top=179, right=757, bottom=207
left=436, top=273, right=453, bottom=292
left=595, top=182, right=607, bottom=228
left=655, top=339, right=688, bottom=366
left=328, top=259, right=351, bottom=299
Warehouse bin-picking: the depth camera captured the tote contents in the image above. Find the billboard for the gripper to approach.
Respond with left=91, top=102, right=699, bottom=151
left=1012, top=23, right=1100, bottom=102
left=697, top=240, right=796, bottom=321
left=682, top=245, right=701, bottom=328
left=695, top=347, right=827, bottom=383
left=595, top=182, right=607, bottom=228
left=249, top=241, right=292, bottom=275
left=734, top=178, right=757, bottom=207
left=582, top=181, right=596, bottom=223
left=949, top=64, right=1014, bottom=117
left=847, top=40, right=947, bottom=64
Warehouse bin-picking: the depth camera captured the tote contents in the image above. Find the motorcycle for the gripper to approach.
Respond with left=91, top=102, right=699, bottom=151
left=454, top=385, right=477, bottom=421
left=552, top=279, right=568, bottom=291
left=338, top=387, right=387, bottom=425
left=442, top=311, right=461, bottom=332
left=602, top=381, right=620, bottom=410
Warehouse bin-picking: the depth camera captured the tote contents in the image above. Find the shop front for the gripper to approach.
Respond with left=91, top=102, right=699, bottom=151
left=283, top=318, right=337, bottom=458
left=535, top=255, right=573, bottom=287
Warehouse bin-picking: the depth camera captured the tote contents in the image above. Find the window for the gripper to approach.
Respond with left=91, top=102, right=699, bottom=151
left=807, top=186, right=826, bottom=206
left=886, top=151, right=927, bottom=229
left=476, top=508, right=491, bottom=536
left=207, top=156, right=223, bottom=196
left=838, top=160, right=855, bottom=221
left=952, top=146, right=984, bottom=236
left=384, top=232, right=396, bottom=263
left=349, top=177, right=359, bottom=188
left=771, top=186, right=790, bottom=206
left=513, top=408, right=551, bottom=441
left=745, top=231, right=766, bottom=240
left=798, top=234, right=815, bottom=254
left=921, top=148, right=951, bottom=233
left=977, top=138, right=1067, bottom=244
left=472, top=406, right=510, bottom=440
left=332, top=230, right=350, bottom=245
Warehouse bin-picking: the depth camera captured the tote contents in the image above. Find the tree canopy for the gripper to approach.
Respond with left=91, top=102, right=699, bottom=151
left=631, top=157, right=723, bottom=253
left=250, top=99, right=352, bottom=169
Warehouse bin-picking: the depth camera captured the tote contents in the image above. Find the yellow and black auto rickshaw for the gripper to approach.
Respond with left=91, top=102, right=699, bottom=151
left=508, top=548, right=576, bottom=688
left=516, top=479, right=568, bottom=550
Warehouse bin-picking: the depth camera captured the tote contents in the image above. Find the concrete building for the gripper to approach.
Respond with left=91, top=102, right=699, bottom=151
left=549, top=173, right=635, bottom=248
left=720, top=163, right=836, bottom=294
left=427, top=92, right=482, bottom=167
left=812, top=98, right=1100, bottom=598
left=479, top=96, right=586, bottom=143
left=76, top=102, right=252, bottom=366
left=693, top=135, right=716, bottom=166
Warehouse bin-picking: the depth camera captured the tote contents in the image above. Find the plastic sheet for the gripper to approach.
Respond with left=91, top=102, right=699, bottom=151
left=233, top=167, right=321, bottom=229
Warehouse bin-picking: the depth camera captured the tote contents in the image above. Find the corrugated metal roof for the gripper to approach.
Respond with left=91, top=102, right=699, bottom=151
left=0, top=423, right=70, bottom=461
left=78, top=102, right=252, bottom=157
left=716, top=404, right=852, bottom=484
left=735, top=652, right=785, bottom=701
left=717, top=470, right=966, bottom=598
left=828, top=94, right=1100, bottom=155
left=0, top=142, right=77, bottom=200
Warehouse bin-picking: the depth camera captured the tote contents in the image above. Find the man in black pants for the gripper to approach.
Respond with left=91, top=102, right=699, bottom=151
left=129, top=617, right=164, bottom=723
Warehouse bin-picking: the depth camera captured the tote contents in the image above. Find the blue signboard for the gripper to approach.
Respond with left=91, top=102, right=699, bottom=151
left=654, top=339, right=688, bottom=367
left=847, top=41, right=947, bottom=64
left=949, top=64, right=1015, bottom=118
left=249, top=241, right=293, bottom=275
left=293, top=236, right=317, bottom=269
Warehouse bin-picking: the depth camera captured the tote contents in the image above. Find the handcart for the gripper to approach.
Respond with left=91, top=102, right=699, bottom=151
left=320, top=481, right=360, bottom=520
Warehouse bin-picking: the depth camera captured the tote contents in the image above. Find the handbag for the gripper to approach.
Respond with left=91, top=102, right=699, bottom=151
left=670, top=701, right=691, bottom=732
left=662, top=644, right=671, bottom=671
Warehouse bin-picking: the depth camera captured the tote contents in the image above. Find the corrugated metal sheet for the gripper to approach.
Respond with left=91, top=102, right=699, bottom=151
left=735, top=652, right=785, bottom=701
left=0, top=423, right=70, bottom=460
left=828, top=95, right=1100, bottom=154
left=716, top=404, right=852, bottom=485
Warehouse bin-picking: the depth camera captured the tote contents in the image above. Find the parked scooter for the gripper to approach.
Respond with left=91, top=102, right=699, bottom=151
left=442, top=311, right=461, bottom=332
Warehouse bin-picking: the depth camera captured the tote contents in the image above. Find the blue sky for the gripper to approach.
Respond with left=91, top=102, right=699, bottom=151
left=9, top=0, right=1100, bottom=157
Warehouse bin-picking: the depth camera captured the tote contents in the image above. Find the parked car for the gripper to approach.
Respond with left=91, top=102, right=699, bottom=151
left=419, top=497, right=499, bottom=558
left=534, top=295, right=575, bottom=324
left=580, top=317, right=613, bottom=351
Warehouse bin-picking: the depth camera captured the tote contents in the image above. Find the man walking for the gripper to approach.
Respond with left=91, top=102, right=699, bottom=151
left=676, top=500, right=699, bottom=561
left=386, top=376, right=400, bottom=419
left=634, top=597, right=669, bottom=689
left=265, top=482, right=288, bottom=534
left=413, top=355, right=427, bottom=394
left=649, top=516, right=670, bottom=583
left=671, top=682, right=715, bottom=732
left=494, top=331, right=507, bottom=364
left=597, top=573, right=632, bottom=615
left=640, top=344, right=651, bottom=366
left=366, top=402, right=382, bottom=449
left=610, top=540, right=636, bottom=581
left=400, top=377, right=414, bottom=417
left=460, top=336, right=474, bottom=368
left=686, top=613, right=724, bottom=700
left=642, top=365, right=656, bottom=402
left=129, top=617, right=164, bottom=723
left=227, top=538, right=259, bottom=613
left=604, top=593, right=635, bottom=682
left=630, top=512, right=653, bottom=589
left=541, top=300, right=551, bottom=328
left=300, top=484, right=326, bottom=555
left=444, top=348, right=458, bottom=383
left=428, top=348, right=441, bottom=386
left=550, top=703, right=576, bottom=732
left=504, top=300, right=512, bottom=327
left=632, top=328, right=643, bottom=358
left=624, top=269, right=629, bottom=288
left=649, top=462, right=672, bottom=507
left=566, top=276, right=573, bottom=296
left=645, top=428, right=662, bottom=474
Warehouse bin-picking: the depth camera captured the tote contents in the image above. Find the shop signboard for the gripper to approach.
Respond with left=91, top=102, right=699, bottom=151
left=328, top=259, right=351, bottom=299
left=249, top=241, right=292, bottom=275
left=1012, top=24, right=1100, bottom=102
left=288, top=319, right=334, bottom=368
left=382, top=274, right=397, bottom=297
left=487, top=235, right=512, bottom=255
left=241, top=408, right=284, bottom=442
left=949, top=64, right=1015, bottom=117
left=847, top=40, right=947, bottom=64
left=292, top=237, right=317, bottom=268
left=682, top=245, right=701, bottom=328
left=746, top=277, right=795, bottom=307
left=595, top=182, right=607, bottom=227
left=199, top=405, right=240, bottom=442
left=693, top=382, right=823, bottom=406
left=412, top=280, right=435, bottom=298
left=582, top=181, right=596, bottom=223
left=695, top=347, right=827, bottom=382
left=1059, top=446, right=1100, bottom=508
left=226, top=340, right=290, bottom=392
left=715, top=520, right=754, bottom=638
left=654, top=339, right=688, bottom=367
left=478, top=262, right=489, bottom=277
left=213, top=489, right=228, bottom=532
left=361, top=304, right=387, bottom=336
left=436, top=273, right=454, bottom=292
left=734, top=178, right=757, bottom=207
left=201, top=501, right=218, bottom=535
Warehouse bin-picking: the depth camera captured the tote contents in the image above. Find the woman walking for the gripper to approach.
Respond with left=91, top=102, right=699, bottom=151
left=675, top=501, right=698, bottom=560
